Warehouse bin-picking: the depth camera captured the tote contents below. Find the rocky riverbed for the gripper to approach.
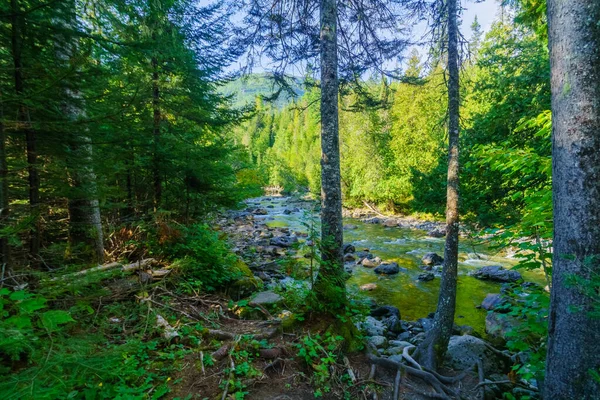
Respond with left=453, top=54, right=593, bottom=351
left=215, top=195, right=547, bottom=397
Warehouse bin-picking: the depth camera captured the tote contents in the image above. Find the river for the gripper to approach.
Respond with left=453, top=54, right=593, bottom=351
left=244, top=195, right=546, bottom=335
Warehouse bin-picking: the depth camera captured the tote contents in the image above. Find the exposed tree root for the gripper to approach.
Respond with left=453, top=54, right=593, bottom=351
left=366, top=344, right=462, bottom=399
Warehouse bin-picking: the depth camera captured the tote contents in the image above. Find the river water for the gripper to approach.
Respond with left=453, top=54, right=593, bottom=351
left=246, top=196, right=546, bottom=335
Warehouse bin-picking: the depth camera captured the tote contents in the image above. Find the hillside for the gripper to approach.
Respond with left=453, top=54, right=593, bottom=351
left=220, top=73, right=305, bottom=108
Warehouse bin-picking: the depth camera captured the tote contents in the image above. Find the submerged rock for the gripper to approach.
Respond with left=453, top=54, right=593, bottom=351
left=472, top=265, right=522, bottom=283
left=422, top=252, right=444, bottom=266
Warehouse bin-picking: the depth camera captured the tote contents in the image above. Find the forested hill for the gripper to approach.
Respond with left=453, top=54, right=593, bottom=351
left=220, top=73, right=305, bottom=108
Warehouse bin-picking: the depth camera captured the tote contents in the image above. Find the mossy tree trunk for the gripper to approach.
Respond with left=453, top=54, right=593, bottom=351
left=313, top=0, right=346, bottom=309
left=544, top=0, right=600, bottom=397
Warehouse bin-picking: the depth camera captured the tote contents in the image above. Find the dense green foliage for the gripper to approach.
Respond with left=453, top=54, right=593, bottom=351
left=236, top=18, right=551, bottom=227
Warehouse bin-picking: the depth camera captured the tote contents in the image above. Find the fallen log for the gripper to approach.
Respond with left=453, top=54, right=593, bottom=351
left=49, top=258, right=157, bottom=281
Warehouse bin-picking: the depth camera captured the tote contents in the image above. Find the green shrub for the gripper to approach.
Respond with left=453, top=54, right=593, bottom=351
left=161, top=223, right=242, bottom=291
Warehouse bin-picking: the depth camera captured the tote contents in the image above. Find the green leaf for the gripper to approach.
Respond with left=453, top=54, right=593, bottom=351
left=41, top=310, right=75, bottom=332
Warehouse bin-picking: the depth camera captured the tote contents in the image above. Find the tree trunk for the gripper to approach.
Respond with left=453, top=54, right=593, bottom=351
left=313, top=0, right=345, bottom=308
left=57, top=3, right=104, bottom=263
left=417, top=0, right=460, bottom=370
left=66, top=137, right=104, bottom=263
left=544, top=0, right=600, bottom=397
left=0, top=101, right=9, bottom=268
left=152, top=56, right=162, bottom=210
left=11, top=0, right=41, bottom=267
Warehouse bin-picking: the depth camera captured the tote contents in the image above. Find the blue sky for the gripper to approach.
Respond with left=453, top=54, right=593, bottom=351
left=212, top=0, right=501, bottom=73
left=463, top=0, right=499, bottom=36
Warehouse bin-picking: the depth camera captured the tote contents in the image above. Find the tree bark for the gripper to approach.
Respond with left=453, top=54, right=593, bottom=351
left=544, top=0, right=600, bottom=397
left=313, top=0, right=345, bottom=308
left=152, top=56, right=162, bottom=210
left=417, top=0, right=460, bottom=370
left=0, top=100, right=9, bottom=268
left=11, top=0, right=41, bottom=267
left=56, top=3, right=104, bottom=263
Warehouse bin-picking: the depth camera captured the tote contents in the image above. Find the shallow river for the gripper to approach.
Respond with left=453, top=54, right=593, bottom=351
left=246, top=196, right=546, bottom=335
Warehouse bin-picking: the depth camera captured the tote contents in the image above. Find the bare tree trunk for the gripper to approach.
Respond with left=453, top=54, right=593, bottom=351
left=544, top=0, right=600, bottom=397
left=417, top=0, right=460, bottom=370
left=57, top=3, right=104, bottom=263
left=313, top=0, right=345, bottom=308
left=152, top=56, right=162, bottom=210
left=0, top=101, right=9, bottom=268
left=11, top=0, right=41, bottom=267
left=66, top=137, right=104, bottom=263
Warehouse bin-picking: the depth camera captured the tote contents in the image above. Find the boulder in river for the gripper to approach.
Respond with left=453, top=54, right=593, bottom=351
left=422, top=252, right=444, bottom=266
left=374, top=262, right=403, bottom=275
left=472, top=265, right=522, bottom=283
left=362, top=257, right=382, bottom=268
left=252, top=208, right=268, bottom=215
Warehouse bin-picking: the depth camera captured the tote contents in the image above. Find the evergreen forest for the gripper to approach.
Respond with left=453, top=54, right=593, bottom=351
left=0, top=0, right=599, bottom=399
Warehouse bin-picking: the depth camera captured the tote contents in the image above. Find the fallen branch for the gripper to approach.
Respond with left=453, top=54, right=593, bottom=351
left=363, top=201, right=387, bottom=217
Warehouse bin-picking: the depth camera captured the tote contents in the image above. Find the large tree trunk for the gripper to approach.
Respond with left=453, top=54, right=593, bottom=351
left=417, top=0, right=460, bottom=370
left=313, top=0, right=345, bottom=308
left=0, top=102, right=9, bottom=267
left=57, top=3, right=104, bottom=263
left=11, top=0, right=41, bottom=267
left=66, top=137, right=104, bottom=263
left=152, top=56, right=162, bottom=210
left=544, top=0, right=600, bottom=397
